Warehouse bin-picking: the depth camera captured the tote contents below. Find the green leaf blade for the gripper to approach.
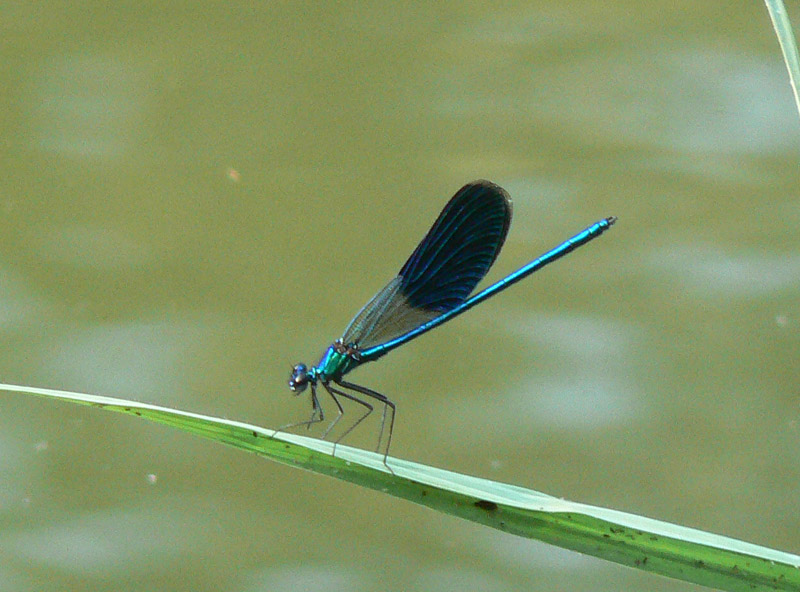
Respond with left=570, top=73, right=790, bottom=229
left=3, top=382, right=798, bottom=591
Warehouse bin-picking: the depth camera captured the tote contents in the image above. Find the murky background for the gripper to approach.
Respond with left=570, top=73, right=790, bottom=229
left=1, top=3, right=799, bottom=590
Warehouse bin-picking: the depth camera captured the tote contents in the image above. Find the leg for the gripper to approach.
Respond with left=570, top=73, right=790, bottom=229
left=336, top=379, right=396, bottom=466
left=308, top=384, right=323, bottom=428
left=278, top=382, right=327, bottom=433
left=318, top=381, right=347, bottom=440
left=324, top=382, right=374, bottom=455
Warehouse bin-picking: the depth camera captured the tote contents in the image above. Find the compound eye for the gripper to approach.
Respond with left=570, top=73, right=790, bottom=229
left=288, top=363, right=309, bottom=394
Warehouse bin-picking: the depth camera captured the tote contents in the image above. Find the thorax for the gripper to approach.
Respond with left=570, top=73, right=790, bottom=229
left=314, top=340, right=361, bottom=382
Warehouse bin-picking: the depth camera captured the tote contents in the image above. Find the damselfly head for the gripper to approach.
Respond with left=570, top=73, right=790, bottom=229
left=288, top=363, right=309, bottom=394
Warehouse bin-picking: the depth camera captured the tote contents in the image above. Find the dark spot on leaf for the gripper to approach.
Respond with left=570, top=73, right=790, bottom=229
left=474, top=499, right=498, bottom=512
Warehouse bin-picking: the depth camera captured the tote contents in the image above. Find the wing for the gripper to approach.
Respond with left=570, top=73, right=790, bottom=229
left=341, top=180, right=512, bottom=350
